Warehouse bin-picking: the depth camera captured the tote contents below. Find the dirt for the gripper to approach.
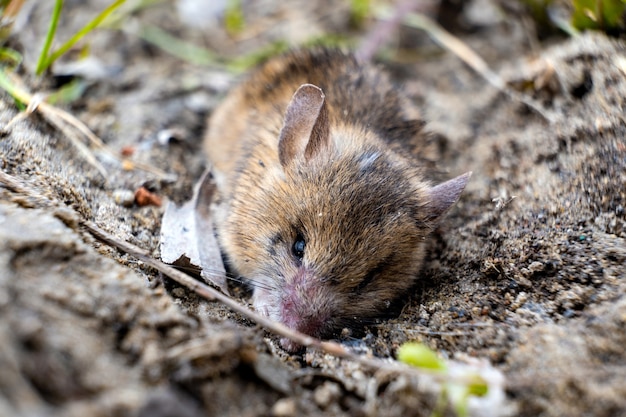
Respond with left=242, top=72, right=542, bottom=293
left=1, top=1, right=625, bottom=416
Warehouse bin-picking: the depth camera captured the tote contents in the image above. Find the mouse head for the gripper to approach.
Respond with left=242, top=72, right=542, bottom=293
left=278, top=84, right=470, bottom=220
left=229, top=84, right=470, bottom=351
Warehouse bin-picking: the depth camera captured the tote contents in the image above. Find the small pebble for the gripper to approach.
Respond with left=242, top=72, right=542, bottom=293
left=113, top=189, right=135, bottom=207
left=528, top=261, right=545, bottom=274
left=313, top=381, right=341, bottom=408
left=120, top=145, right=136, bottom=156
left=135, top=187, right=162, bottom=207
left=157, top=127, right=187, bottom=145
left=272, top=398, right=296, bottom=417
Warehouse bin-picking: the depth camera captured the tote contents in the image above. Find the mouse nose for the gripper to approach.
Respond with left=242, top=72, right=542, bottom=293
left=279, top=267, right=334, bottom=341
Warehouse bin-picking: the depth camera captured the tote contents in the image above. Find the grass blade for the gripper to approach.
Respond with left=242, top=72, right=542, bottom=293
left=0, top=47, right=22, bottom=67
left=35, top=0, right=63, bottom=75
left=0, top=66, right=29, bottom=104
left=42, top=0, right=126, bottom=73
left=138, top=24, right=219, bottom=66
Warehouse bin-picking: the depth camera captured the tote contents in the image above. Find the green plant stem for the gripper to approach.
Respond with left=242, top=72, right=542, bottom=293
left=42, top=0, right=126, bottom=72
left=350, top=0, right=370, bottom=26
left=0, top=47, right=23, bottom=67
left=35, top=0, right=63, bottom=75
left=0, top=67, right=30, bottom=104
left=46, top=79, right=86, bottom=105
left=138, top=24, right=218, bottom=66
left=224, top=0, right=244, bottom=34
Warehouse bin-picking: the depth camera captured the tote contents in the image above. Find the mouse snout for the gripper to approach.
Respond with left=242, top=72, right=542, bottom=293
left=279, top=267, right=335, bottom=341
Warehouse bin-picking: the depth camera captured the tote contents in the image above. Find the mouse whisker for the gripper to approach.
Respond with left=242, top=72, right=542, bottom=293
left=168, top=264, right=253, bottom=288
left=168, top=264, right=279, bottom=293
left=243, top=276, right=278, bottom=292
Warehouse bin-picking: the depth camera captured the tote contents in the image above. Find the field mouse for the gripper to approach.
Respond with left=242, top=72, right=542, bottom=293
left=204, top=48, right=470, bottom=351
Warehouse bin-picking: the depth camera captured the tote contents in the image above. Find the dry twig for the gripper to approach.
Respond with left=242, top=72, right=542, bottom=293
left=1, top=71, right=174, bottom=180
left=360, top=4, right=554, bottom=124
left=0, top=169, right=496, bottom=389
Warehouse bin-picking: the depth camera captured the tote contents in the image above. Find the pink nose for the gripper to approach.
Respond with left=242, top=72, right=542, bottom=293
left=278, top=267, right=334, bottom=344
left=278, top=311, right=326, bottom=352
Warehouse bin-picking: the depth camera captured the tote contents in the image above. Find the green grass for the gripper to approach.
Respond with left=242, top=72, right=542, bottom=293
left=35, top=0, right=126, bottom=76
left=571, top=0, right=626, bottom=30
left=138, top=24, right=220, bottom=66
left=522, top=0, right=626, bottom=33
left=350, top=0, right=370, bottom=27
left=224, top=0, right=245, bottom=35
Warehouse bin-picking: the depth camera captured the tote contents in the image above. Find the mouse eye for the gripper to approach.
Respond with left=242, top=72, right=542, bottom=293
left=292, top=234, right=306, bottom=261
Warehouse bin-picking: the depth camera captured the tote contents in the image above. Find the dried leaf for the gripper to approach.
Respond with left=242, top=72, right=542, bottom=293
left=159, top=169, right=228, bottom=293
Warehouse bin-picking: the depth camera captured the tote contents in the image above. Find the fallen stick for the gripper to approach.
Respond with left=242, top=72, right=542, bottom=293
left=0, top=169, right=504, bottom=389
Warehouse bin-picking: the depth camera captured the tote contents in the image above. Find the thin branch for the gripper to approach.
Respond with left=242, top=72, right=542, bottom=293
left=82, top=218, right=353, bottom=355
left=0, top=69, right=174, bottom=180
left=403, top=12, right=554, bottom=123
left=366, top=5, right=555, bottom=124
left=0, top=169, right=495, bottom=389
left=66, top=216, right=498, bottom=386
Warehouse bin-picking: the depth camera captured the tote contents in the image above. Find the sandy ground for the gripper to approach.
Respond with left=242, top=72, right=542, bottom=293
left=1, top=1, right=625, bottom=416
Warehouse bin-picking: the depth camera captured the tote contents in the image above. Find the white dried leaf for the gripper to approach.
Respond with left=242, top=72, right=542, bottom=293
left=160, top=169, right=228, bottom=293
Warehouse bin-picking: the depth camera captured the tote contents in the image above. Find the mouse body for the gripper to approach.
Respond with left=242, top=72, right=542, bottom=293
left=204, top=49, right=470, bottom=351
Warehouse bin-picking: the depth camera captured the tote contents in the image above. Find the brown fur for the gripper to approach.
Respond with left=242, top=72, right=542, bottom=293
left=204, top=48, right=469, bottom=351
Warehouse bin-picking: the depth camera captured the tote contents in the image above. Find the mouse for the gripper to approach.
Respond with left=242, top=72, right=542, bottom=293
left=203, top=48, right=471, bottom=351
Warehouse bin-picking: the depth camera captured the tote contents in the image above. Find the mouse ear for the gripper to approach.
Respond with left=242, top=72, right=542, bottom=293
left=425, top=172, right=472, bottom=221
left=278, top=84, right=331, bottom=168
